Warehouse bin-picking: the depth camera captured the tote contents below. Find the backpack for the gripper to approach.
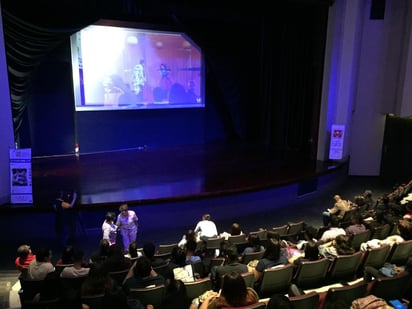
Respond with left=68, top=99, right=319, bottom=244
left=350, top=295, right=390, bottom=309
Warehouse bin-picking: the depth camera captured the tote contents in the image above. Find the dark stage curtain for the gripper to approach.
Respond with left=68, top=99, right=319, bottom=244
left=1, top=1, right=330, bottom=160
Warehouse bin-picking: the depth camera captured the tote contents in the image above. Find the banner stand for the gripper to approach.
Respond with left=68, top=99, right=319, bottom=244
left=10, top=148, right=33, bottom=205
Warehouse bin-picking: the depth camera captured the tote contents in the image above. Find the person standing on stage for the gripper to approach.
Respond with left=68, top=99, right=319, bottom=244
left=53, top=189, right=77, bottom=249
left=102, top=211, right=118, bottom=246
left=116, top=203, right=138, bottom=253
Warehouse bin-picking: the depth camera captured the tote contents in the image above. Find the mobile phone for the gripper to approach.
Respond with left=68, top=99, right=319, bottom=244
left=389, top=299, right=406, bottom=309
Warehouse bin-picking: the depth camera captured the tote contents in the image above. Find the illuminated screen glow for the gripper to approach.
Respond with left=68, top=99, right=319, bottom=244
left=70, top=24, right=204, bottom=111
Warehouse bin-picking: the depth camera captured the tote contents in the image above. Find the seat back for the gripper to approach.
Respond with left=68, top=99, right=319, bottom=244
left=241, top=272, right=255, bottom=288
left=324, top=280, right=368, bottom=308
left=293, top=258, right=330, bottom=289
left=327, top=251, right=362, bottom=283
left=371, top=224, right=392, bottom=240
left=222, top=303, right=267, bottom=309
left=272, top=224, right=289, bottom=237
left=249, top=230, right=267, bottom=242
left=259, top=264, right=294, bottom=297
left=154, top=243, right=178, bottom=260
left=81, top=294, right=105, bottom=309
left=128, top=285, right=166, bottom=308
left=351, top=229, right=372, bottom=251
left=242, top=251, right=264, bottom=265
left=228, top=234, right=247, bottom=245
left=19, top=278, right=45, bottom=302
left=108, top=268, right=129, bottom=286
left=288, top=291, right=319, bottom=309
left=205, top=237, right=225, bottom=250
left=184, top=277, right=213, bottom=300
left=387, top=239, right=412, bottom=265
left=152, top=262, right=170, bottom=278
left=360, top=244, right=391, bottom=270
left=286, top=221, right=305, bottom=242
left=369, top=272, right=412, bottom=302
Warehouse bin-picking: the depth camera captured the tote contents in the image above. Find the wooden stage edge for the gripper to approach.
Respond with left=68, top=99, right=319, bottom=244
left=3, top=144, right=349, bottom=212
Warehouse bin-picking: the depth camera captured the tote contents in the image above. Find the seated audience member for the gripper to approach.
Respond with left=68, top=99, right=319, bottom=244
left=124, top=242, right=141, bottom=262
left=363, top=262, right=408, bottom=283
left=290, top=241, right=320, bottom=271
left=81, top=263, right=129, bottom=309
left=194, top=213, right=219, bottom=242
left=15, top=244, right=36, bottom=272
left=56, top=245, right=75, bottom=265
left=60, top=248, right=90, bottom=278
left=266, top=293, right=293, bottom=309
left=220, top=222, right=243, bottom=240
left=253, top=239, right=288, bottom=284
left=143, top=241, right=168, bottom=268
left=102, top=243, right=131, bottom=272
left=122, top=256, right=166, bottom=293
left=319, top=234, right=355, bottom=261
left=359, top=218, right=412, bottom=251
left=322, top=194, right=350, bottom=226
left=169, top=247, right=195, bottom=283
left=294, top=225, right=319, bottom=250
left=266, top=230, right=289, bottom=249
left=210, top=244, right=248, bottom=290
left=318, top=216, right=346, bottom=243
left=28, top=247, right=55, bottom=280
left=178, top=229, right=198, bottom=249
left=198, top=271, right=259, bottom=309
left=162, top=268, right=190, bottom=309
left=89, top=239, right=111, bottom=264
left=344, top=211, right=366, bottom=235
left=185, top=239, right=202, bottom=264
left=241, top=234, right=265, bottom=258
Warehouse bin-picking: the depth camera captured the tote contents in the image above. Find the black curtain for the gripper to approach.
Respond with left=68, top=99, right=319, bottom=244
left=1, top=0, right=330, bottom=160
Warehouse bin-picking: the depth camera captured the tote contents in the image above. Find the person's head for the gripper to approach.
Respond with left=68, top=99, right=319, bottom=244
left=230, top=223, right=241, bottom=236
left=266, top=294, right=293, bottom=309
left=263, top=239, right=281, bottom=260
left=351, top=211, right=363, bottom=225
left=267, top=230, right=281, bottom=241
left=17, top=245, right=31, bottom=259
left=303, top=241, right=319, bottom=260
left=171, top=247, right=186, bottom=267
left=72, top=248, right=84, bottom=264
left=220, top=271, right=248, bottom=307
left=398, top=219, right=412, bottom=240
left=335, top=234, right=354, bottom=255
left=134, top=256, right=152, bottom=277
left=202, top=213, right=211, bottom=221
left=105, top=212, right=116, bottom=222
left=36, top=247, right=52, bottom=262
left=185, top=229, right=197, bottom=242
left=128, top=242, right=138, bottom=258
left=185, top=240, right=198, bottom=253
left=107, top=243, right=123, bottom=257
left=143, top=242, right=156, bottom=259
left=98, top=239, right=111, bottom=255
left=247, top=234, right=261, bottom=251
left=60, top=245, right=75, bottom=264
left=224, top=244, right=239, bottom=263
left=119, top=203, right=129, bottom=215
left=333, top=195, right=341, bottom=202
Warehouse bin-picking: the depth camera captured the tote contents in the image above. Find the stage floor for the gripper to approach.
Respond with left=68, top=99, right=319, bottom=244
left=30, top=143, right=340, bottom=209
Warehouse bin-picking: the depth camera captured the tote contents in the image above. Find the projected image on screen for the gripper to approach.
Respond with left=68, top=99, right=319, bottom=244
left=70, top=23, right=204, bottom=111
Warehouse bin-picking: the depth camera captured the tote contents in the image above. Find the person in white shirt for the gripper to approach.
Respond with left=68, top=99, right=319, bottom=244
left=319, top=216, right=346, bottom=243
left=102, top=212, right=117, bottom=245
left=194, top=213, right=218, bottom=242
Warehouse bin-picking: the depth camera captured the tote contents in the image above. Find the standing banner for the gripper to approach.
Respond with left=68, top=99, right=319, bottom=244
left=329, top=124, right=345, bottom=160
left=10, top=148, right=33, bottom=204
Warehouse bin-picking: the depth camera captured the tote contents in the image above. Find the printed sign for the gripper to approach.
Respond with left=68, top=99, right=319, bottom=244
left=10, top=148, right=33, bottom=204
left=329, top=124, right=345, bottom=160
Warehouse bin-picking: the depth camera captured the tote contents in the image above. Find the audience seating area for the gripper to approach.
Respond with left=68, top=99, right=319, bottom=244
left=16, top=180, right=412, bottom=308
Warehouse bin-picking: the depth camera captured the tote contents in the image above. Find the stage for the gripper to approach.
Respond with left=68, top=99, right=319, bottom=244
left=28, top=143, right=343, bottom=210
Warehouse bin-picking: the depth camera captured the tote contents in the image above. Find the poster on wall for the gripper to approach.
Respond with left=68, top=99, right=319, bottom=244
left=10, top=148, right=33, bottom=204
left=329, top=124, right=345, bottom=160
